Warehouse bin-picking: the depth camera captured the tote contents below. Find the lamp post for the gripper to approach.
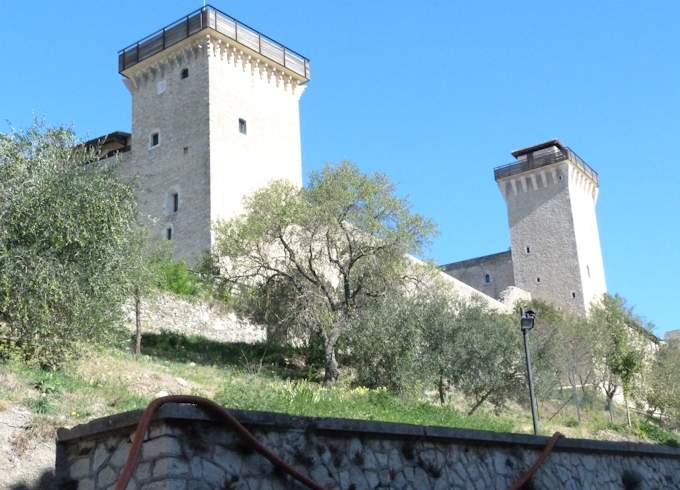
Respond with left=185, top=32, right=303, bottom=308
left=520, top=307, right=539, bottom=435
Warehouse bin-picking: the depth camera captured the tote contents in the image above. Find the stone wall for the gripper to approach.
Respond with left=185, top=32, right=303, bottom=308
left=126, top=292, right=266, bottom=344
left=115, top=25, right=307, bottom=266
left=441, top=251, right=515, bottom=301
left=56, top=405, right=680, bottom=489
left=496, top=156, right=607, bottom=315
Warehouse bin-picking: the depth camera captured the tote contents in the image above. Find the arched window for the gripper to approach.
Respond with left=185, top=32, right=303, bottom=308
left=484, top=273, right=491, bottom=284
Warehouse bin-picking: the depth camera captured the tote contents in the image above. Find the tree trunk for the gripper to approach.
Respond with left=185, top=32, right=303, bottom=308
left=134, top=289, right=142, bottom=357
left=467, top=389, right=493, bottom=416
left=605, top=394, right=614, bottom=423
left=438, top=371, right=445, bottom=405
left=322, top=333, right=339, bottom=386
left=624, top=391, right=632, bottom=428
left=573, top=382, right=581, bottom=423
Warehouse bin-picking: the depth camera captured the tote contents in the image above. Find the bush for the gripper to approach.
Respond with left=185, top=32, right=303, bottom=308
left=158, top=260, right=202, bottom=297
left=636, top=420, right=680, bottom=447
left=0, top=123, right=141, bottom=368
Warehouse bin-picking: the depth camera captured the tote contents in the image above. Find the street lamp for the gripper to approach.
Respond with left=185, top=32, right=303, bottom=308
left=520, top=307, right=539, bottom=435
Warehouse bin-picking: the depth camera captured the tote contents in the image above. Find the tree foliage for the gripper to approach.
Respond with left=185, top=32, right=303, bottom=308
left=348, top=281, right=525, bottom=415
left=419, top=294, right=521, bottom=415
left=213, top=162, right=436, bottom=383
left=589, top=294, right=649, bottom=423
left=645, top=341, right=680, bottom=428
left=0, top=123, right=141, bottom=367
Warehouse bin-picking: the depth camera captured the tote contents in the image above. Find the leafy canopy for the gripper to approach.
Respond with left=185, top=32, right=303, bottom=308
left=0, top=123, right=141, bottom=367
left=214, top=161, right=436, bottom=383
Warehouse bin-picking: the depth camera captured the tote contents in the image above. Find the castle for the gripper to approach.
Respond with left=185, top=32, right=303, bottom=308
left=94, top=5, right=607, bottom=316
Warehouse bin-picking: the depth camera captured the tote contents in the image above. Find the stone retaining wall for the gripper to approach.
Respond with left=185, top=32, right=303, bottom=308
left=56, top=405, right=680, bottom=489
left=125, top=292, right=266, bottom=344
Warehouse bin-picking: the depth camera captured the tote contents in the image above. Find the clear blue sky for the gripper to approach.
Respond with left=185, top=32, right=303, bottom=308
left=2, top=1, right=678, bottom=336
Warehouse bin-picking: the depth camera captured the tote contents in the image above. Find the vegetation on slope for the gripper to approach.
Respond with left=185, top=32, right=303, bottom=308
left=1, top=330, right=678, bottom=463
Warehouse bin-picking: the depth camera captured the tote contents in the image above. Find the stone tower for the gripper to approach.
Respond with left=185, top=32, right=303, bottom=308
left=494, top=140, right=607, bottom=314
left=116, top=6, right=309, bottom=263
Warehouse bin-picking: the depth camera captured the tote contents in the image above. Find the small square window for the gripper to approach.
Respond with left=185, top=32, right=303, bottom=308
left=150, top=132, right=160, bottom=148
left=166, top=227, right=173, bottom=240
left=181, top=68, right=189, bottom=79
left=239, top=118, right=247, bottom=135
left=183, top=146, right=189, bottom=155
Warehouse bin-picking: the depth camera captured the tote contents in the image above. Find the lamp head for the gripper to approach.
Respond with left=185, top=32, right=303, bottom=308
left=520, top=308, right=536, bottom=331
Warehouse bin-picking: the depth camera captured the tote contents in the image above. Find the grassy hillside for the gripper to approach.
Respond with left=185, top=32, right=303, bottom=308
left=1, top=330, right=678, bottom=461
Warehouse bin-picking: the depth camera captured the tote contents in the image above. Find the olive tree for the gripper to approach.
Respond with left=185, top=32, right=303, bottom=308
left=346, top=288, right=426, bottom=393
left=348, top=280, right=525, bottom=415
left=0, top=123, right=141, bottom=367
left=645, top=342, right=680, bottom=428
left=419, top=296, right=522, bottom=415
left=213, top=162, right=436, bottom=384
left=589, top=294, right=648, bottom=425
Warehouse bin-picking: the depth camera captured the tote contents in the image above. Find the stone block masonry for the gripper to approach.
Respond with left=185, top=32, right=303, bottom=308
left=56, top=405, right=680, bottom=489
left=124, top=292, right=266, bottom=344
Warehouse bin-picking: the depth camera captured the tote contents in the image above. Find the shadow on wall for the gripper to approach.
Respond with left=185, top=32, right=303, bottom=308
left=9, top=470, right=58, bottom=490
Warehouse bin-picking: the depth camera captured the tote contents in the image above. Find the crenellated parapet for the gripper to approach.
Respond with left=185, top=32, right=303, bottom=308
left=120, top=5, right=308, bottom=96
left=494, top=140, right=599, bottom=201
left=123, top=34, right=304, bottom=96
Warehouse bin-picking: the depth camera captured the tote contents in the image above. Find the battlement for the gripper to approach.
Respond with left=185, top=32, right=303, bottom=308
left=494, top=140, right=598, bottom=185
left=118, top=5, right=310, bottom=81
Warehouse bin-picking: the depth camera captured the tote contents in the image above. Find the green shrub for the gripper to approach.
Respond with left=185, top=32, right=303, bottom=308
left=158, top=260, right=201, bottom=296
left=636, top=420, right=680, bottom=447
left=0, top=123, right=141, bottom=368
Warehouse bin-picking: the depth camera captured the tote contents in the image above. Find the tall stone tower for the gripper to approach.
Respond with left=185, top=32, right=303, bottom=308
left=116, top=6, right=309, bottom=263
left=494, top=140, right=607, bottom=314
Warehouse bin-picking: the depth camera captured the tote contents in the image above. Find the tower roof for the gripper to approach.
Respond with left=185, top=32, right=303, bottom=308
left=511, top=139, right=566, bottom=158
left=118, top=5, right=310, bottom=82
left=494, top=140, right=599, bottom=185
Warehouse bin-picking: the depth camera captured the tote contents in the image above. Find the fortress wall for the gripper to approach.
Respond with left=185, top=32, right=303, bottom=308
left=125, top=292, right=266, bottom=345
left=441, top=251, right=515, bottom=301
left=56, top=405, right=680, bottom=489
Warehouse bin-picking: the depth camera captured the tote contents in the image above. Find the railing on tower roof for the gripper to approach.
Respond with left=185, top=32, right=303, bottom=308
left=117, top=5, right=310, bottom=81
left=493, top=147, right=599, bottom=185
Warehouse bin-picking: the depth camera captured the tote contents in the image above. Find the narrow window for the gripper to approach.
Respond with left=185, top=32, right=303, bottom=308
left=150, top=132, right=160, bottom=148
left=181, top=68, right=189, bottom=79
left=183, top=146, right=189, bottom=155
left=239, top=118, right=247, bottom=135
left=526, top=246, right=531, bottom=254
left=166, top=227, right=173, bottom=240
left=172, top=193, right=179, bottom=213
left=536, top=277, right=541, bottom=283
left=572, top=292, right=577, bottom=299
left=484, top=273, right=491, bottom=284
